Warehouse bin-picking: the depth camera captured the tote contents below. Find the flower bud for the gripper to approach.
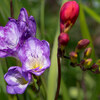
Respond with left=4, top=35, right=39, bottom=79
left=60, top=1, right=79, bottom=32
left=96, top=59, right=100, bottom=66
left=58, top=33, right=69, bottom=47
left=69, top=51, right=78, bottom=63
left=84, top=47, right=92, bottom=58
left=91, top=63, right=99, bottom=70
left=60, top=22, right=64, bottom=33
left=91, top=63, right=100, bottom=73
left=84, top=58, right=93, bottom=68
left=75, top=39, right=90, bottom=52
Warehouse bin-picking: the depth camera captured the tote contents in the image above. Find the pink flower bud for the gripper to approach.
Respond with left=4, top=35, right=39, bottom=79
left=84, top=47, right=92, bottom=58
left=58, top=33, right=69, bottom=46
left=69, top=51, right=78, bottom=63
left=91, top=64, right=100, bottom=74
left=84, top=58, right=93, bottom=68
left=60, top=1, right=79, bottom=32
left=91, top=63, right=99, bottom=69
left=75, top=39, right=90, bottom=52
left=96, top=59, right=100, bottom=66
left=60, top=22, right=64, bottom=32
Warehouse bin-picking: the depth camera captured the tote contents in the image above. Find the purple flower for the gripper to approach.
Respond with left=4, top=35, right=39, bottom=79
left=0, top=20, right=21, bottom=57
left=18, top=37, right=51, bottom=76
left=4, top=66, right=32, bottom=94
left=0, top=8, right=36, bottom=58
left=9, top=8, right=36, bottom=40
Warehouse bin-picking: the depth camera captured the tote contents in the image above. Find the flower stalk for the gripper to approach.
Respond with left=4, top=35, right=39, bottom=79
left=55, top=50, right=61, bottom=100
left=55, top=1, right=79, bottom=100
left=10, top=0, right=14, bottom=18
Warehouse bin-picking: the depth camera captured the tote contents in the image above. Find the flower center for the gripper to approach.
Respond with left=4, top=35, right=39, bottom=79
left=18, top=77, right=28, bottom=85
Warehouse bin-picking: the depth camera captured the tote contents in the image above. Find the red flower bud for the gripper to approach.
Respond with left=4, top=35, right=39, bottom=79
left=60, top=1, right=79, bottom=32
left=58, top=33, right=69, bottom=46
left=91, top=63, right=99, bottom=69
left=60, top=22, right=64, bottom=32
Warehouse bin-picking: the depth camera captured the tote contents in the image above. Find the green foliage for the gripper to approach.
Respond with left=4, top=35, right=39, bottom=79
left=83, top=4, right=100, bottom=23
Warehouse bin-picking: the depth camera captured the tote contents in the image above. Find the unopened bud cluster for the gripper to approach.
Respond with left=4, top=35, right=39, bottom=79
left=58, top=1, right=100, bottom=75
left=68, top=39, right=100, bottom=73
left=69, top=39, right=90, bottom=64
left=58, top=1, right=79, bottom=51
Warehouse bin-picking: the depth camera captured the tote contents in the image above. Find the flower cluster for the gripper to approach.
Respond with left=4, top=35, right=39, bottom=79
left=0, top=8, right=50, bottom=94
left=58, top=1, right=100, bottom=74
left=69, top=39, right=100, bottom=74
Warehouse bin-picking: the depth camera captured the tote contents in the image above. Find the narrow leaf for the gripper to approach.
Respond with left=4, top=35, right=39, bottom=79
left=83, top=4, right=100, bottom=23
left=47, top=25, right=59, bottom=100
left=0, top=59, right=8, bottom=100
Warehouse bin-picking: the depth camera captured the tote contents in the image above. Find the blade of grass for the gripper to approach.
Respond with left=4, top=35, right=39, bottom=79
left=47, top=24, right=59, bottom=100
left=27, top=88, right=40, bottom=100
left=40, top=0, right=45, bottom=39
left=0, top=60, right=7, bottom=93
left=82, top=4, right=100, bottom=23
left=0, top=59, right=8, bottom=100
left=79, top=3, right=95, bottom=60
left=0, top=0, right=10, bottom=18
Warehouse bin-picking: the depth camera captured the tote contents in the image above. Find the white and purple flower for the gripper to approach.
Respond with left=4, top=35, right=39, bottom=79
left=18, top=37, right=51, bottom=76
left=1, top=8, right=51, bottom=94
left=15, top=8, right=36, bottom=39
left=4, top=66, right=32, bottom=94
left=0, top=20, right=21, bottom=57
left=0, top=8, right=36, bottom=58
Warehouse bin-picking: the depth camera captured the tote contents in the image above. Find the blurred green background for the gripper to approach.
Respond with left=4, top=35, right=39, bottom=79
left=0, top=0, right=100, bottom=100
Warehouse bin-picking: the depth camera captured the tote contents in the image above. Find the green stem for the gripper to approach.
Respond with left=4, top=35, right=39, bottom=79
left=40, top=0, right=45, bottom=39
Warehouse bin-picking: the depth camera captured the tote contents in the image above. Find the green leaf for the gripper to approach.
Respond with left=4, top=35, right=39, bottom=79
left=79, top=3, right=95, bottom=60
left=27, top=88, right=40, bottom=100
left=82, top=4, right=100, bottom=23
left=0, top=60, right=7, bottom=93
left=47, top=24, right=59, bottom=100
left=0, top=59, right=8, bottom=100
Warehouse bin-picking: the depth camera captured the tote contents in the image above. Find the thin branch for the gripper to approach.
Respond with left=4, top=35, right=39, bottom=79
left=63, top=56, right=70, bottom=59
left=10, top=0, right=14, bottom=18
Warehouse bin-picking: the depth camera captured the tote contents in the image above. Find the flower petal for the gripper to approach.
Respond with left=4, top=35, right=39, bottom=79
left=4, top=66, right=23, bottom=85
left=7, top=83, right=28, bottom=94
left=0, top=21, right=20, bottom=57
left=28, top=16, right=36, bottom=37
left=18, top=8, right=36, bottom=39
left=4, top=66, right=32, bottom=94
left=18, top=8, right=28, bottom=23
